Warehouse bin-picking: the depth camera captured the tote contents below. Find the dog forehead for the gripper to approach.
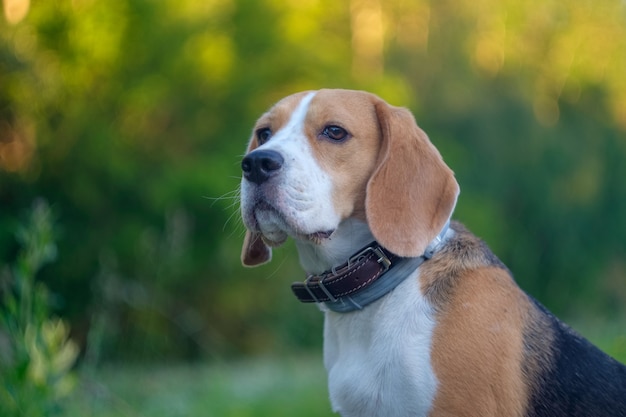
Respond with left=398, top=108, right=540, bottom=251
left=257, top=89, right=378, bottom=129
left=306, top=89, right=379, bottom=126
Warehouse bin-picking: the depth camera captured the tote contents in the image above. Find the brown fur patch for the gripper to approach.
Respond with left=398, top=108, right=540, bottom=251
left=421, top=223, right=532, bottom=417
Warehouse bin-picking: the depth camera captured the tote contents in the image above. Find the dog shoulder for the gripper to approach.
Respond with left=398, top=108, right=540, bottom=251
left=421, top=221, right=626, bottom=417
left=419, top=221, right=512, bottom=309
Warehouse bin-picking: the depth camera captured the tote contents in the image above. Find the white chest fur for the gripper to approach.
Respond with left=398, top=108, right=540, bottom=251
left=323, top=271, right=438, bottom=417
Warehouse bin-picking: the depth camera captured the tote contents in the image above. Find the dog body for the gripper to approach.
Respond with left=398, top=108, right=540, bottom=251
left=240, top=89, right=626, bottom=416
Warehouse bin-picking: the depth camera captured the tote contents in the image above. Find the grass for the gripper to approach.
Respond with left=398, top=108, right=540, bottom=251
left=61, top=320, right=626, bottom=417
left=63, top=355, right=336, bottom=417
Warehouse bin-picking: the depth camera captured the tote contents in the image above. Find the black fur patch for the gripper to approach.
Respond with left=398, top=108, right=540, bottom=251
left=525, top=299, right=626, bottom=417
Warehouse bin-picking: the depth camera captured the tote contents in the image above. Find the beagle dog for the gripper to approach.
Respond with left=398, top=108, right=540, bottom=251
left=239, top=89, right=626, bottom=417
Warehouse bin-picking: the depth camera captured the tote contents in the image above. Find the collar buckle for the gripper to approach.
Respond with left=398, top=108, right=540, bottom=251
left=348, top=245, right=391, bottom=273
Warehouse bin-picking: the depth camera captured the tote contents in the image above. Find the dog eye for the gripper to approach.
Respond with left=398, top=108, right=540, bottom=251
left=256, top=128, right=272, bottom=145
left=321, top=125, right=349, bottom=142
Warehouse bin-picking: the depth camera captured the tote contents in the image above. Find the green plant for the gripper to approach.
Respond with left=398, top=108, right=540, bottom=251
left=0, top=199, right=78, bottom=417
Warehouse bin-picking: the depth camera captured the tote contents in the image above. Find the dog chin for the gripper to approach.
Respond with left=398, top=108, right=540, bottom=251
left=256, top=220, right=288, bottom=247
left=253, top=205, right=336, bottom=246
left=260, top=233, right=287, bottom=247
left=259, top=227, right=335, bottom=247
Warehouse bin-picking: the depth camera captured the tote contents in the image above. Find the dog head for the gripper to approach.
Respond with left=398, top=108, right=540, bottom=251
left=240, top=89, right=459, bottom=269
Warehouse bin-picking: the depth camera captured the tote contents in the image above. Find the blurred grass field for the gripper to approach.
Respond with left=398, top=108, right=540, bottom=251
left=64, top=355, right=334, bottom=417
left=63, top=320, right=626, bottom=417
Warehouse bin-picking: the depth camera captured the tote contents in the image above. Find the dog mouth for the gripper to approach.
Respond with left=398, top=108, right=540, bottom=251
left=306, top=230, right=335, bottom=244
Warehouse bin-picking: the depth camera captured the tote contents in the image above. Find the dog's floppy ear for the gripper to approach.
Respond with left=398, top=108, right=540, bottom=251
left=366, top=100, right=460, bottom=257
left=241, top=230, right=272, bottom=267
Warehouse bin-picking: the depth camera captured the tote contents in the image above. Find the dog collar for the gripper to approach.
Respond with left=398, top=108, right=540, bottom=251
left=290, top=221, right=450, bottom=313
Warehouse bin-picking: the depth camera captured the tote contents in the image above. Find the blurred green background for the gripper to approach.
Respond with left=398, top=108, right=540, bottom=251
left=1, top=0, right=626, bottom=415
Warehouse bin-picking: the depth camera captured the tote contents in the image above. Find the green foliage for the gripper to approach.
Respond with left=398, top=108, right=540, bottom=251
left=0, top=199, right=78, bottom=417
left=0, top=0, right=625, bottom=361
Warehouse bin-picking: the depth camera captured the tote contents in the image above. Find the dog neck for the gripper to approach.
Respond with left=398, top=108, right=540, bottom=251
left=295, top=218, right=376, bottom=275
left=293, top=219, right=452, bottom=313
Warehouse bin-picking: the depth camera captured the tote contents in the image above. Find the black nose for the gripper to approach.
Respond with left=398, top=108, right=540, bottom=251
left=241, top=149, right=284, bottom=185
